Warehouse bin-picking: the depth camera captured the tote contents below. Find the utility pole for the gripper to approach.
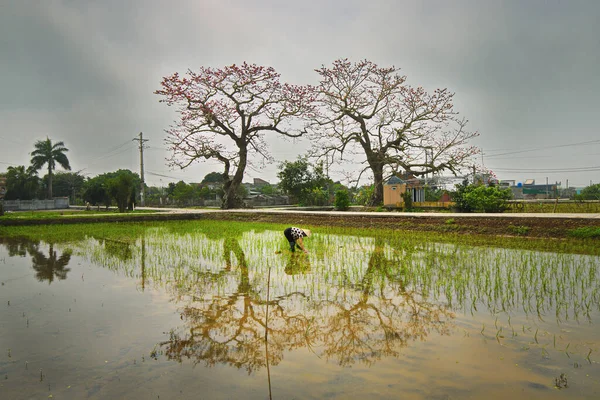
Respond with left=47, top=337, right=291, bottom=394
left=133, top=132, right=148, bottom=206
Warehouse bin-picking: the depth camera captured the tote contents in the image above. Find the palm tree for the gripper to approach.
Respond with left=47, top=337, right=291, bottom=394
left=30, top=138, right=71, bottom=199
left=5, top=165, right=40, bottom=200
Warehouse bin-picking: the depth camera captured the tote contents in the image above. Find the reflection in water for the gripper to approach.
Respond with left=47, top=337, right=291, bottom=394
left=0, top=236, right=40, bottom=258
left=102, top=238, right=134, bottom=262
left=284, top=253, right=311, bottom=275
left=51, top=227, right=600, bottom=384
left=317, top=237, right=454, bottom=366
left=151, top=233, right=454, bottom=372
left=158, top=236, right=312, bottom=374
left=0, top=237, right=72, bottom=283
left=31, top=243, right=72, bottom=284
left=2, top=225, right=600, bottom=399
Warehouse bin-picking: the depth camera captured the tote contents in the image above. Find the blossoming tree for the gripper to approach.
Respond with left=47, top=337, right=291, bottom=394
left=309, top=59, right=480, bottom=206
left=156, top=63, right=312, bottom=209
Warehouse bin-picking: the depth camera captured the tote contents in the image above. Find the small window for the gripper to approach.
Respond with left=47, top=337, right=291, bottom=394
left=392, top=187, right=396, bottom=191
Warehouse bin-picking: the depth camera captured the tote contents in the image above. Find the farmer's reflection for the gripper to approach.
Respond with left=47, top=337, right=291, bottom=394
left=30, top=243, right=72, bottom=284
left=284, top=252, right=311, bottom=275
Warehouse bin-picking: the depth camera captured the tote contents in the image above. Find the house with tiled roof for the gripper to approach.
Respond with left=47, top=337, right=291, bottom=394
left=383, top=173, right=425, bottom=207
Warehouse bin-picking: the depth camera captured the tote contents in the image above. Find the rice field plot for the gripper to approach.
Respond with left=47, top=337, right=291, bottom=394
left=1, top=221, right=599, bottom=399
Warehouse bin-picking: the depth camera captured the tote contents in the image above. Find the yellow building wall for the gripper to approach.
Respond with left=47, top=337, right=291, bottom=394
left=383, top=184, right=406, bottom=206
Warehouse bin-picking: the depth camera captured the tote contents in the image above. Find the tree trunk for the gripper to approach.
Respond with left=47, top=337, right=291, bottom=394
left=221, top=145, right=247, bottom=209
left=360, top=126, right=384, bottom=206
left=368, top=158, right=385, bottom=206
left=47, top=166, right=53, bottom=199
left=222, top=180, right=245, bottom=209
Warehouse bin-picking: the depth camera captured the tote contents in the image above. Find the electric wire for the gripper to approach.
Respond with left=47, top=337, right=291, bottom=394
left=484, top=139, right=600, bottom=158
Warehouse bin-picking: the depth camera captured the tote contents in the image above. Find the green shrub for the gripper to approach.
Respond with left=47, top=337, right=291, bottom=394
left=579, top=184, right=600, bottom=200
left=424, top=186, right=443, bottom=201
left=334, top=190, right=350, bottom=211
left=452, top=182, right=512, bottom=213
left=508, top=225, right=530, bottom=236
left=401, top=190, right=413, bottom=211
left=568, top=227, right=600, bottom=239
left=452, top=181, right=473, bottom=212
left=355, top=185, right=374, bottom=206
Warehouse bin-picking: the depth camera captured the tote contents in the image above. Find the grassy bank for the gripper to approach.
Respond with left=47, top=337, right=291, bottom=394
left=1, top=219, right=598, bottom=256
left=1, top=208, right=599, bottom=240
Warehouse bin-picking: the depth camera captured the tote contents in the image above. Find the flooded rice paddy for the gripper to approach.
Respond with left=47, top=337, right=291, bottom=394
left=1, top=222, right=599, bottom=399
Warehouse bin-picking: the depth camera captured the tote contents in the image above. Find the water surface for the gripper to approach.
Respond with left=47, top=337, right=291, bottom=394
left=1, top=225, right=599, bottom=399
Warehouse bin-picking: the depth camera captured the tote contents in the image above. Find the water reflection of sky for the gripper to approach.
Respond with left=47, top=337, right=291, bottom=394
left=0, top=229, right=599, bottom=399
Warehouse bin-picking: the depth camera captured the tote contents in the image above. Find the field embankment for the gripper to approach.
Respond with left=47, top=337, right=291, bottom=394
left=2, top=208, right=598, bottom=239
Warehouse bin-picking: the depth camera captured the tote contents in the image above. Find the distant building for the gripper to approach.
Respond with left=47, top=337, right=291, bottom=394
left=472, top=173, right=498, bottom=186
left=499, top=180, right=515, bottom=188
left=253, top=178, right=269, bottom=187
left=496, top=178, right=557, bottom=199
left=383, top=174, right=425, bottom=207
left=522, top=179, right=557, bottom=199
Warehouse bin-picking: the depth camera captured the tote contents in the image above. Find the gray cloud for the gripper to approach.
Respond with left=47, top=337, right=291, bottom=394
left=1, top=0, right=599, bottom=187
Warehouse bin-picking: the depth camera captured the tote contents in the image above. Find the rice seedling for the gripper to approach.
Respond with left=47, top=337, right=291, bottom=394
left=1, top=218, right=599, bottom=396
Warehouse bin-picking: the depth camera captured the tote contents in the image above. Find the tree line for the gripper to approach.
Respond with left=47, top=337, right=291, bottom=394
left=0, top=138, right=362, bottom=210
left=2, top=136, right=598, bottom=213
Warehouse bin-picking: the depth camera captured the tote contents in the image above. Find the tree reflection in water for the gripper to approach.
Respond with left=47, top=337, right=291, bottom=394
left=318, top=237, right=454, bottom=366
left=0, top=237, right=72, bottom=284
left=31, top=243, right=72, bottom=283
left=159, top=236, right=308, bottom=373
left=158, top=234, right=454, bottom=372
left=0, top=236, right=40, bottom=258
left=4, top=225, right=598, bottom=398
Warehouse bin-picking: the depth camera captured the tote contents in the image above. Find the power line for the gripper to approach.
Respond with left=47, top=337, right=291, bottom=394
left=146, top=146, right=170, bottom=152
left=96, top=139, right=135, bottom=156
left=146, top=171, right=185, bottom=181
left=484, top=139, right=600, bottom=158
left=492, top=166, right=600, bottom=173
left=78, top=145, right=136, bottom=173
left=74, top=139, right=137, bottom=174
left=489, top=151, right=600, bottom=160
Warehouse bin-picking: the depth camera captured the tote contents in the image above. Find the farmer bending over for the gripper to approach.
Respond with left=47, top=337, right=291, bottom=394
left=283, top=227, right=311, bottom=253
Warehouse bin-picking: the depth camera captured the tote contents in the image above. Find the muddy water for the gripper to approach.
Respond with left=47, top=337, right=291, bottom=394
left=0, top=229, right=599, bottom=399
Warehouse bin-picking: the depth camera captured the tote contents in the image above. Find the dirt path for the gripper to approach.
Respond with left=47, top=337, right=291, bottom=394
left=199, top=209, right=600, bottom=238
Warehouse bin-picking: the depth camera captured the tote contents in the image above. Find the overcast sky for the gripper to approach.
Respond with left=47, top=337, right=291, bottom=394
left=1, top=0, right=599, bottom=188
